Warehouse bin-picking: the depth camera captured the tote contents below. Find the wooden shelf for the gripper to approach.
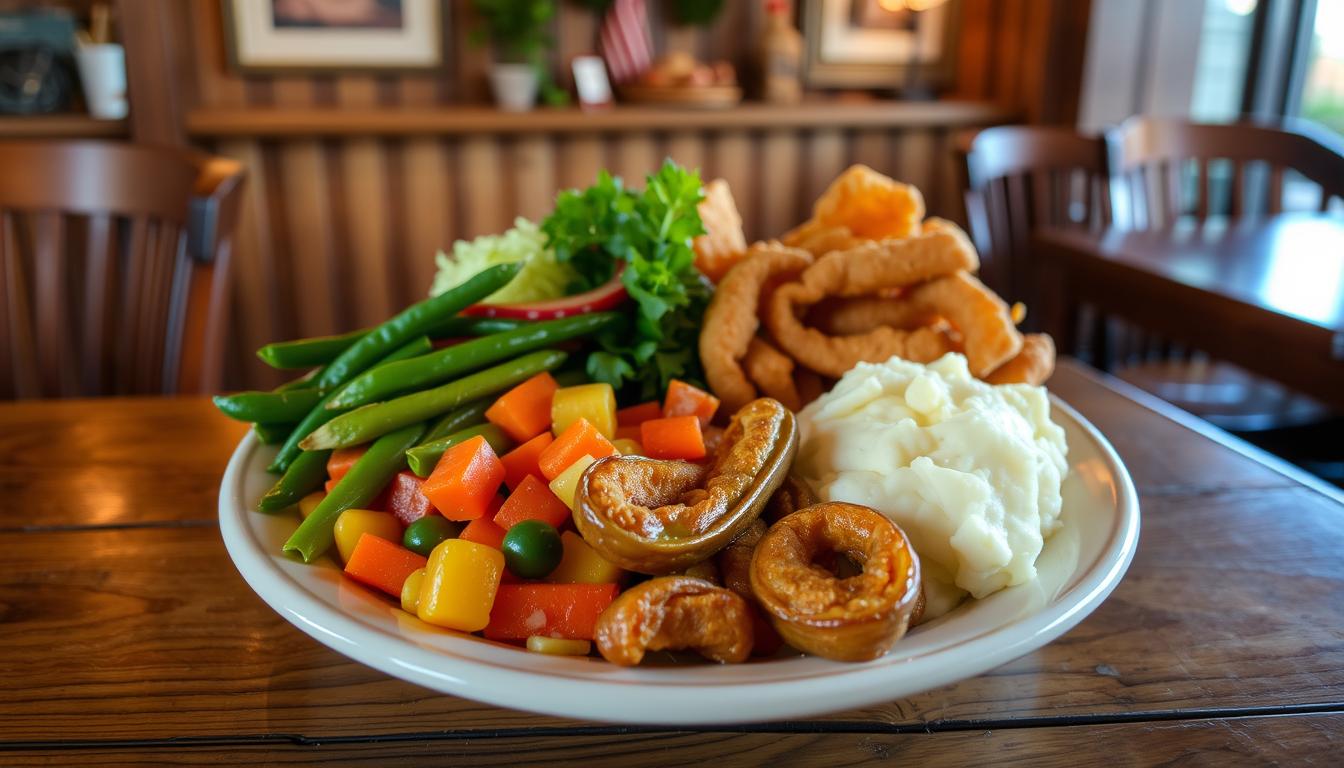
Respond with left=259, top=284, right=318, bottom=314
left=185, top=100, right=1014, bottom=138
left=0, top=114, right=129, bottom=139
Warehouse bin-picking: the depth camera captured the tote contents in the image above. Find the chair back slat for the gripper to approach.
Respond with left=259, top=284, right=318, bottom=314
left=32, top=211, right=77, bottom=395
left=1109, top=117, right=1344, bottom=222
left=81, top=214, right=115, bottom=394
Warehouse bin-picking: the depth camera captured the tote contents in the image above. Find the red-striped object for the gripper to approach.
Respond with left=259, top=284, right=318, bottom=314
left=600, top=0, right=653, bottom=84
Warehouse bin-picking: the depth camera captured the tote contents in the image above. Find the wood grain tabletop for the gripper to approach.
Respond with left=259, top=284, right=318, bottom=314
left=2, top=360, right=1342, bottom=766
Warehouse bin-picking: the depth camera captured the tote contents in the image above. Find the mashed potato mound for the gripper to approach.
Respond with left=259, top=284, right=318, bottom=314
left=795, top=353, right=1068, bottom=619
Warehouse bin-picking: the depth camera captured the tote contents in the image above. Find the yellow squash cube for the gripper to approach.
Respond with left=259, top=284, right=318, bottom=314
left=416, top=539, right=504, bottom=632
left=400, top=567, right=426, bottom=613
left=298, top=491, right=326, bottom=518
left=547, top=531, right=624, bottom=584
left=332, top=509, right=402, bottom=563
left=552, top=383, right=617, bottom=439
left=548, top=454, right=597, bottom=511
left=526, top=636, right=592, bottom=656
left=611, top=438, right=643, bottom=456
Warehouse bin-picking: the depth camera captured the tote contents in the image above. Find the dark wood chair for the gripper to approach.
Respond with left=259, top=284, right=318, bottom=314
left=1103, top=117, right=1344, bottom=430
left=956, top=125, right=1111, bottom=349
left=0, top=141, right=244, bottom=398
left=1109, top=116, right=1344, bottom=227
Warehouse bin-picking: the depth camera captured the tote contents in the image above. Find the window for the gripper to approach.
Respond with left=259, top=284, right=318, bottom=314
left=1298, top=0, right=1344, bottom=135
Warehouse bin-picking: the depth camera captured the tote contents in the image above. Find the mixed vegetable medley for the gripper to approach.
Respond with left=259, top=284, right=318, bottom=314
left=216, top=163, right=740, bottom=659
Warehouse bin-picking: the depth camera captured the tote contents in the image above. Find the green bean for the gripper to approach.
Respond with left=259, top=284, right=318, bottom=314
left=257, top=328, right=366, bottom=370
left=282, top=423, right=424, bottom=562
left=268, top=336, right=433, bottom=474
left=252, top=422, right=296, bottom=445
left=326, top=313, right=619, bottom=410
left=422, top=398, right=491, bottom=443
left=313, top=263, right=521, bottom=391
left=432, top=316, right=529, bottom=337
left=300, top=349, right=567, bottom=451
left=406, top=424, right=515, bottom=478
left=257, top=448, right=331, bottom=513
left=213, top=388, right=324, bottom=424
left=273, top=371, right=318, bottom=392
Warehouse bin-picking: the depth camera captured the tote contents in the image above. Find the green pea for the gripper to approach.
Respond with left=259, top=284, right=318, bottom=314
left=501, top=520, right=563, bottom=579
left=403, top=516, right=464, bottom=557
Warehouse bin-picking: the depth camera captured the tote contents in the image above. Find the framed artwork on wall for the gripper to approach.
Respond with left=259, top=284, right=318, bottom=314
left=802, top=0, right=959, bottom=89
left=222, top=0, right=443, bottom=73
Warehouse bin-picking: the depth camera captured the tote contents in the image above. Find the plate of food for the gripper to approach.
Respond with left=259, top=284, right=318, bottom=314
left=217, top=163, right=1140, bottom=724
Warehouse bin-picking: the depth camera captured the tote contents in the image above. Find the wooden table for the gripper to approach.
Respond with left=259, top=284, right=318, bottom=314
left=2, top=360, right=1343, bottom=766
left=1035, top=214, right=1344, bottom=410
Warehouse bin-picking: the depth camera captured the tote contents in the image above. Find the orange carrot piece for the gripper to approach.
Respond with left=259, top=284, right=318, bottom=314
left=537, top=418, right=617, bottom=481
left=343, top=532, right=427, bottom=597
left=640, top=416, right=706, bottom=460
left=493, top=474, right=572, bottom=530
left=483, top=583, right=619, bottom=640
left=499, top=432, right=554, bottom=492
left=663, top=379, right=720, bottom=426
left=421, top=435, right=505, bottom=521
left=459, top=516, right=507, bottom=550
left=327, top=446, right=367, bottom=483
left=616, top=401, right=663, bottom=427
left=485, top=372, right=559, bottom=442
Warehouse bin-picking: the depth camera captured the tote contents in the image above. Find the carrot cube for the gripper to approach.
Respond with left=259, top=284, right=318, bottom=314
left=483, top=583, right=620, bottom=641
left=343, top=532, right=428, bottom=597
left=663, top=379, right=720, bottom=427
left=459, top=516, right=507, bottom=550
left=485, top=372, right=559, bottom=442
left=640, top=416, right=706, bottom=460
left=422, top=435, right=505, bottom=521
left=494, top=474, right=572, bottom=530
left=616, top=401, right=663, bottom=427
left=327, top=446, right=367, bottom=482
left=499, top=432, right=554, bottom=492
left=537, top=418, right=617, bottom=481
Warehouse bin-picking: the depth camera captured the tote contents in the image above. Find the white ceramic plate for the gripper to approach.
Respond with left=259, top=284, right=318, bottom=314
left=219, top=396, right=1139, bottom=725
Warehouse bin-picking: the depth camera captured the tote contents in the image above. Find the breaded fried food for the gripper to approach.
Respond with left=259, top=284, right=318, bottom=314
left=985, top=333, right=1056, bottom=386
left=790, top=224, right=864, bottom=258
left=763, top=223, right=980, bottom=377
left=692, top=179, right=749, bottom=283
left=742, top=337, right=802, bottom=411
left=699, top=243, right=814, bottom=413
left=812, top=295, right=941, bottom=336
left=793, top=367, right=825, bottom=405
left=900, top=273, right=1023, bottom=377
left=813, top=164, right=924, bottom=240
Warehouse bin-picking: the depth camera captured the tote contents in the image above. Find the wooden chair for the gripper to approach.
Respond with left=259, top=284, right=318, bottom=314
left=1109, top=116, right=1344, bottom=227
left=957, top=125, right=1111, bottom=348
left=1104, top=117, right=1344, bottom=430
left=0, top=141, right=244, bottom=398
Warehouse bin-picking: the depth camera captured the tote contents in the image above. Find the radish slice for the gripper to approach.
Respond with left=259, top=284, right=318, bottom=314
left=462, top=271, right=628, bottom=320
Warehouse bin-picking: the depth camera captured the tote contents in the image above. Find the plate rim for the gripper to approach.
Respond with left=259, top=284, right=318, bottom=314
left=218, top=394, right=1141, bottom=725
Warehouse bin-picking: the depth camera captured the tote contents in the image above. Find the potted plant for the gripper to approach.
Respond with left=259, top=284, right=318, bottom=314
left=471, top=0, right=563, bottom=111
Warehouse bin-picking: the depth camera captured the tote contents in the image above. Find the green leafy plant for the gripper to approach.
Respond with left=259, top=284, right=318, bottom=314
left=471, top=0, right=569, bottom=105
left=542, top=161, right=711, bottom=401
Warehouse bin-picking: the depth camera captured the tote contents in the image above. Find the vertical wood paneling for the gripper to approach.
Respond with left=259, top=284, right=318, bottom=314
left=560, top=135, right=605, bottom=190
left=400, top=138, right=454, bottom=303
left=895, top=129, right=937, bottom=212
left=759, top=130, right=802, bottom=237
left=852, top=130, right=892, bottom=175
left=612, top=134, right=660, bottom=185
left=337, top=77, right=396, bottom=328
left=512, top=136, right=557, bottom=222
left=458, top=137, right=507, bottom=239
left=711, top=131, right=757, bottom=239
left=804, top=129, right=849, bottom=208
left=665, top=132, right=706, bottom=175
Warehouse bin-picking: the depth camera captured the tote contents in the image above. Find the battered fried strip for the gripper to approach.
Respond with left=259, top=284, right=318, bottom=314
left=699, top=244, right=814, bottom=414
left=791, top=225, right=863, bottom=259
left=742, top=337, right=803, bottom=412
left=985, top=333, right=1056, bottom=386
left=692, top=179, right=749, bottom=283
left=812, top=164, right=925, bottom=240
left=899, top=273, right=1023, bottom=377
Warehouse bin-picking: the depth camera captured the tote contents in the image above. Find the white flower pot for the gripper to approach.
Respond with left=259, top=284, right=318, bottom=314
left=490, top=64, right=539, bottom=112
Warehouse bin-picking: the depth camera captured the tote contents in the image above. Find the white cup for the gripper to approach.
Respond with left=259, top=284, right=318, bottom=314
left=75, top=43, right=129, bottom=120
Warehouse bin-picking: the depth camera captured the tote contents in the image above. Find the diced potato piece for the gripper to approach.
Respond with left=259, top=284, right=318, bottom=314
left=552, top=383, right=617, bottom=439
left=417, top=539, right=504, bottom=632
left=611, top=438, right=643, bottom=456
left=548, top=454, right=597, bottom=511
left=526, top=636, right=592, bottom=656
left=400, top=567, right=426, bottom=613
left=298, top=491, right=325, bottom=518
left=547, top=530, right=624, bottom=585
left=332, top=509, right=402, bottom=563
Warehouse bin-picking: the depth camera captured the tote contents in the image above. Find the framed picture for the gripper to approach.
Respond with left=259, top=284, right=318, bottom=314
left=802, top=0, right=959, bottom=89
left=222, top=0, right=443, bottom=73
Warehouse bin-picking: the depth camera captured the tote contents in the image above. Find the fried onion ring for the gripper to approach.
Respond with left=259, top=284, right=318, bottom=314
left=742, top=337, right=802, bottom=411
left=813, top=164, right=924, bottom=240
left=985, top=333, right=1056, bottom=385
left=899, top=272, right=1023, bottom=377
left=699, top=243, right=813, bottom=414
